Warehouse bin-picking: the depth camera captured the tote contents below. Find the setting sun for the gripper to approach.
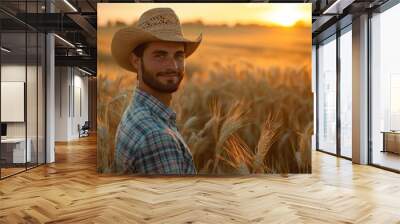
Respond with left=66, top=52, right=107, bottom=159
left=260, top=4, right=311, bottom=27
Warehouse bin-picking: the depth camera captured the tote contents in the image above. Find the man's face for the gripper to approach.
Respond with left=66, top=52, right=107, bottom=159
left=137, top=41, right=185, bottom=93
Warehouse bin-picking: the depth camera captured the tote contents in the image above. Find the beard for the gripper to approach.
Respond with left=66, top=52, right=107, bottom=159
left=140, top=58, right=184, bottom=93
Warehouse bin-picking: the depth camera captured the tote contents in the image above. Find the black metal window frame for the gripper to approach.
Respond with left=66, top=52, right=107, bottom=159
left=315, top=23, right=352, bottom=161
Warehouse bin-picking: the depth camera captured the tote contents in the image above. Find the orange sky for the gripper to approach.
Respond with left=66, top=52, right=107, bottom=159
left=97, top=3, right=311, bottom=27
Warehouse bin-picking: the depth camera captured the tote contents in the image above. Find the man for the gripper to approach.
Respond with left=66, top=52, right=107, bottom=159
left=111, top=8, right=202, bottom=174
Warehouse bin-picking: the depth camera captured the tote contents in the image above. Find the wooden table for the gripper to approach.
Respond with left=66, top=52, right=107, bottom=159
left=381, top=131, right=400, bottom=154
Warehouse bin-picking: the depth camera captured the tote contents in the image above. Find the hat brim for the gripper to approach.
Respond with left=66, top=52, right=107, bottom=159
left=111, top=26, right=202, bottom=73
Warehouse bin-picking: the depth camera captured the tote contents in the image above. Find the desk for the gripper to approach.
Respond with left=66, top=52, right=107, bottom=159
left=1, top=138, right=31, bottom=163
left=381, top=131, right=400, bottom=154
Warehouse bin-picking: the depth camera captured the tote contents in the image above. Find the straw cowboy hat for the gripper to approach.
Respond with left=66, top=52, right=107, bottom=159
left=111, top=7, right=202, bottom=73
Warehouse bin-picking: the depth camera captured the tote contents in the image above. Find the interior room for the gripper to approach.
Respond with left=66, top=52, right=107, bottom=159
left=0, top=20, right=46, bottom=178
left=370, top=2, right=400, bottom=171
left=0, top=0, right=399, bottom=223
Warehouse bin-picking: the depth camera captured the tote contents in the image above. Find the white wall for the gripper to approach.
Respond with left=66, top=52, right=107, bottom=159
left=1, top=65, right=26, bottom=131
left=55, top=67, right=89, bottom=141
left=72, top=72, right=89, bottom=138
left=1, top=64, right=46, bottom=164
left=55, top=66, right=69, bottom=141
left=1, top=65, right=35, bottom=138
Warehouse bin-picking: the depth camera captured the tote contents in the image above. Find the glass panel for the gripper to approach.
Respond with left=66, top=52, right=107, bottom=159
left=38, top=32, right=45, bottom=165
left=1, top=30, right=27, bottom=177
left=0, top=1, right=46, bottom=178
left=340, top=28, right=352, bottom=158
left=0, top=1, right=26, bottom=13
left=317, top=36, right=337, bottom=154
left=371, top=4, right=400, bottom=171
left=26, top=0, right=38, bottom=169
left=27, top=30, right=38, bottom=169
left=390, top=75, right=400, bottom=130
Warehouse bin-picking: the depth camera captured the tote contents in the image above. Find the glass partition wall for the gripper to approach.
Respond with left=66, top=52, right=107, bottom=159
left=370, top=2, right=400, bottom=172
left=316, top=25, right=353, bottom=159
left=317, top=35, right=337, bottom=155
left=0, top=1, right=46, bottom=179
left=339, top=26, right=352, bottom=159
left=315, top=0, right=400, bottom=172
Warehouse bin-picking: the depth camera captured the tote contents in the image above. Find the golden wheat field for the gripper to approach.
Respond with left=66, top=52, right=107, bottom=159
left=97, top=23, right=313, bottom=174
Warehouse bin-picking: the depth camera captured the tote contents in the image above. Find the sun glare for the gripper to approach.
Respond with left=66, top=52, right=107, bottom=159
left=98, top=3, right=311, bottom=28
left=261, top=5, right=310, bottom=27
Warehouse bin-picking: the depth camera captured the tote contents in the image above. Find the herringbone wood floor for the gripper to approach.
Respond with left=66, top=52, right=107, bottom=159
left=1, top=135, right=399, bottom=224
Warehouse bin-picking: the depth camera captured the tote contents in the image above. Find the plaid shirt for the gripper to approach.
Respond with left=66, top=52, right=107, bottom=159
left=115, top=88, right=196, bottom=175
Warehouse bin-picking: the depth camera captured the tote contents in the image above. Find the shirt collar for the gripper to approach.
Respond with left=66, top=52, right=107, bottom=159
left=133, top=88, right=177, bottom=123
